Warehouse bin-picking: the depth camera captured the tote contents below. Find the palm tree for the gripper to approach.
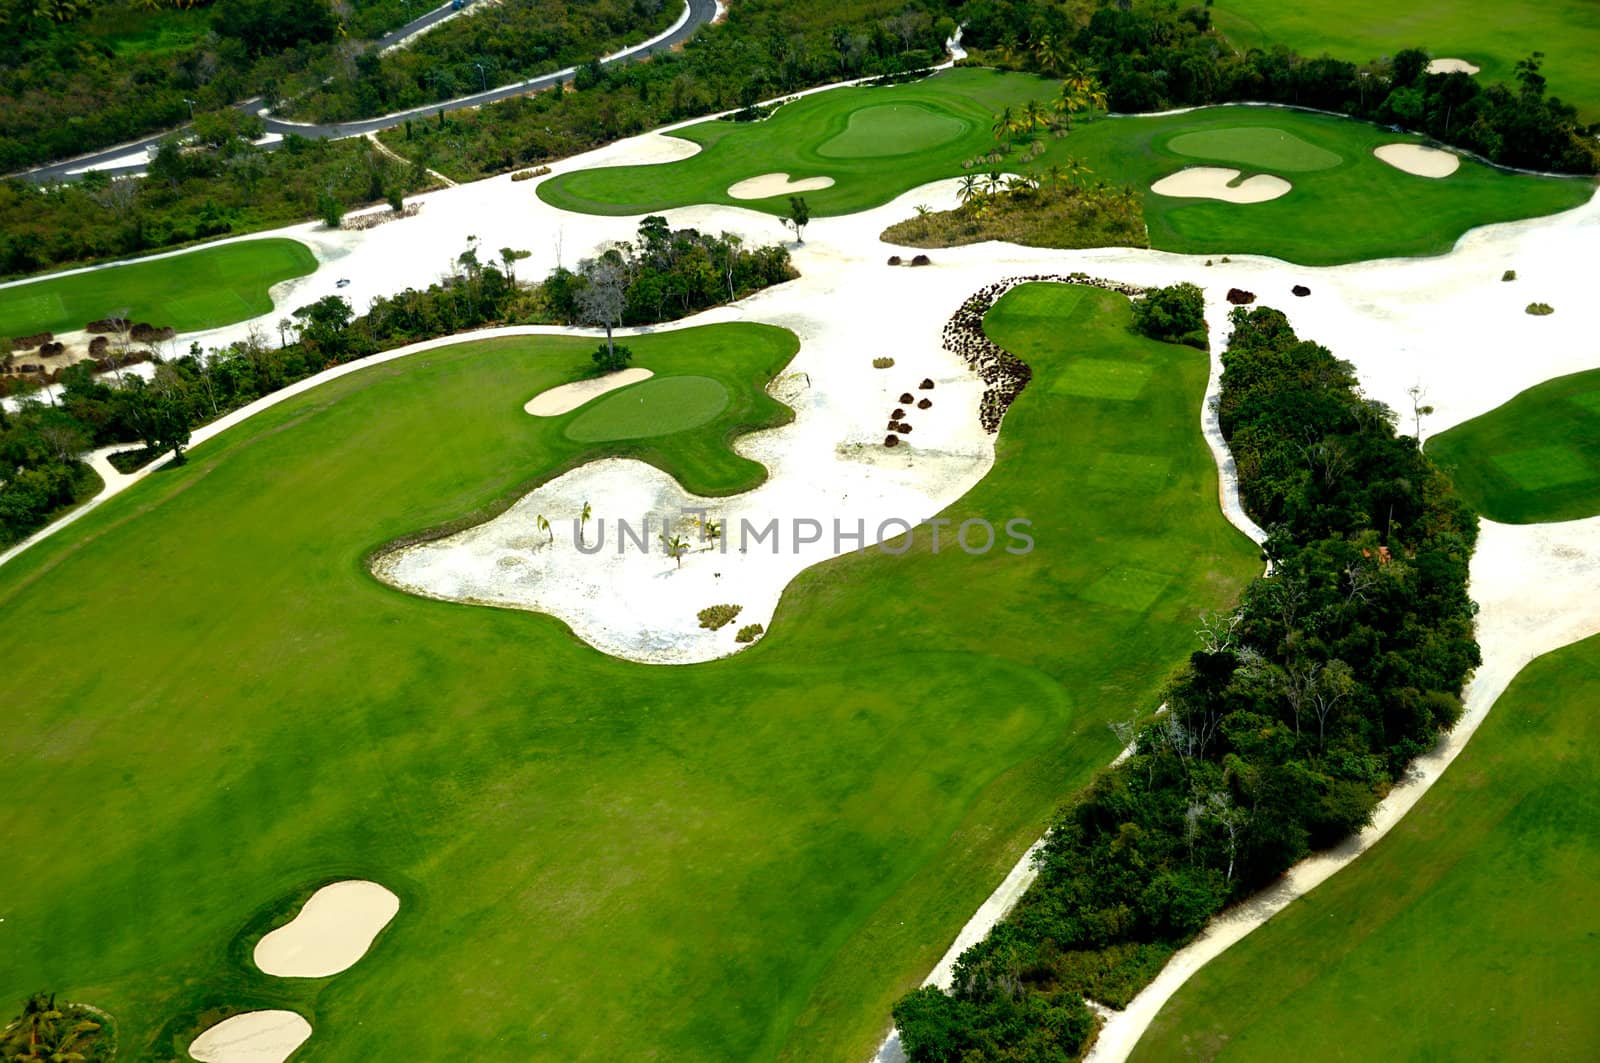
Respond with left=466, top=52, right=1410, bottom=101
left=579, top=501, right=592, bottom=546
left=1062, top=61, right=1096, bottom=95
left=660, top=534, right=689, bottom=568
left=536, top=513, right=551, bottom=545
left=1034, top=33, right=1071, bottom=76
left=1043, top=163, right=1067, bottom=199
left=983, top=169, right=1004, bottom=196
left=1084, top=77, right=1109, bottom=118
left=957, top=174, right=980, bottom=204
left=991, top=106, right=1015, bottom=147
left=1021, top=99, right=1045, bottom=139
left=1065, top=155, right=1094, bottom=187
left=0, top=994, right=101, bottom=1061
left=1055, top=82, right=1087, bottom=129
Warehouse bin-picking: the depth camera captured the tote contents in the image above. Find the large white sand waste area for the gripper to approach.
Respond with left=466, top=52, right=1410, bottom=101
left=253, top=879, right=400, bottom=978
left=727, top=172, right=837, bottom=199
left=1375, top=142, right=1462, bottom=177
left=7, top=82, right=1600, bottom=1062
left=524, top=367, right=653, bottom=415
left=187, top=1011, right=311, bottom=1063
left=1150, top=166, right=1291, bottom=203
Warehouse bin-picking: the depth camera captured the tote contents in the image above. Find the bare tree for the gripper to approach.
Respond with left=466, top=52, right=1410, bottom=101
left=1204, top=792, right=1249, bottom=881
left=575, top=259, right=628, bottom=360
left=1406, top=382, right=1434, bottom=440
left=1310, top=659, right=1356, bottom=748
left=92, top=176, right=140, bottom=220
left=1197, top=608, right=1243, bottom=653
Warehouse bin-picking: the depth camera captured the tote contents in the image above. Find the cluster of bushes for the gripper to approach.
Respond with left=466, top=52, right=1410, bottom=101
left=882, top=167, right=1147, bottom=253
left=1130, top=282, right=1206, bottom=348
left=376, top=0, right=954, bottom=180
left=291, top=0, right=676, bottom=123
left=894, top=305, right=1480, bottom=1060
left=0, top=135, right=434, bottom=277
left=0, top=993, right=110, bottom=1062
left=960, top=0, right=1597, bottom=173
left=697, top=604, right=742, bottom=630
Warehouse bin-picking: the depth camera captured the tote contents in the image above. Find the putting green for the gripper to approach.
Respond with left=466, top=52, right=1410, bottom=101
left=1166, top=126, right=1344, bottom=172
left=1427, top=367, right=1600, bottom=522
left=0, top=238, right=317, bottom=338
left=817, top=103, right=969, bottom=158
left=539, top=69, right=1590, bottom=265
left=0, top=290, right=1259, bottom=1061
left=564, top=374, right=729, bottom=441
left=1130, top=632, right=1600, bottom=1062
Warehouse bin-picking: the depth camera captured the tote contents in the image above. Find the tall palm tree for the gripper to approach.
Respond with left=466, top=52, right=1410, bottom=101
left=1085, top=77, right=1109, bottom=117
left=984, top=169, right=1004, bottom=196
left=1055, top=82, right=1087, bottom=128
left=1021, top=99, right=1045, bottom=138
left=1062, top=61, right=1096, bottom=95
left=1034, top=33, right=1071, bottom=76
left=991, top=106, right=1015, bottom=146
left=1043, top=163, right=1067, bottom=199
left=957, top=174, right=980, bottom=204
left=579, top=501, right=592, bottom=546
left=1065, top=156, right=1094, bottom=187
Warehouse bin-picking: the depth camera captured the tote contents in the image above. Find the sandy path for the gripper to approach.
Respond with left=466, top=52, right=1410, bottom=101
left=728, top=173, right=836, bottom=199
left=253, top=880, right=400, bottom=978
left=1150, top=167, right=1291, bottom=203
left=1375, top=142, right=1461, bottom=178
left=188, top=1011, right=311, bottom=1063
left=524, top=367, right=653, bottom=415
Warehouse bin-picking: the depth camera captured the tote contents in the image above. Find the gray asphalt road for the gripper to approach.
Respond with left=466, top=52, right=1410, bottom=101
left=13, top=0, right=715, bottom=184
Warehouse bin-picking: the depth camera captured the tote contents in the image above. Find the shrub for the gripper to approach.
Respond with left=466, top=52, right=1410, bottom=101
left=1226, top=287, right=1255, bottom=305
left=884, top=434, right=899, bottom=446
left=919, top=378, right=934, bottom=389
left=873, top=356, right=895, bottom=369
left=1502, top=269, right=1517, bottom=281
left=899, top=392, right=915, bottom=403
left=697, top=603, right=742, bottom=630
left=891, top=408, right=905, bottom=418
left=910, top=254, right=932, bottom=266
left=1132, top=282, right=1207, bottom=347
left=592, top=343, right=634, bottom=371
left=887, top=255, right=903, bottom=266
left=1526, top=302, right=1555, bottom=315
left=10, top=332, right=52, bottom=350
left=511, top=165, right=553, bottom=182
left=1291, top=284, right=1311, bottom=297
left=917, top=398, right=932, bottom=409
left=735, top=623, right=763, bottom=643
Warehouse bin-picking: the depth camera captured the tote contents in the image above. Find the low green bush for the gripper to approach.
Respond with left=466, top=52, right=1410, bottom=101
left=1526, top=302, right=1554, bottom=315
left=697, top=604, right=742, bottom=630
left=735, top=623, right=764, bottom=643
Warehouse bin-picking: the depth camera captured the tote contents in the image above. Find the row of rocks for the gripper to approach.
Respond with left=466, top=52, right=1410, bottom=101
left=941, top=273, right=1146, bottom=433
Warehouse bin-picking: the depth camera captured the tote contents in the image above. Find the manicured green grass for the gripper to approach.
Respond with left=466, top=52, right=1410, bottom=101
left=1130, top=633, right=1600, bottom=1062
left=1166, top=126, right=1344, bottom=172
left=1427, top=367, right=1600, bottom=522
left=0, top=291, right=1258, bottom=1061
left=1212, top=0, right=1600, bottom=121
left=0, top=239, right=317, bottom=339
left=817, top=103, right=972, bottom=158
left=565, top=374, right=731, bottom=442
left=538, top=69, right=1590, bottom=265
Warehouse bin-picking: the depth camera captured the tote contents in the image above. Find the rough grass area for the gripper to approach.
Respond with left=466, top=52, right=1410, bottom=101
left=564, top=374, right=731, bottom=442
left=1211, top=0, right=1600, bottom=121
left=881, top=185, right=1148, bottom=251
left=1427, top=367, right=1600, bottom=522
left=0, top=239, right=318, bottom=338
left=1130, top=632, right=1600, bottom=1061
left=0, top=296, right=1257, bottom=1061
left=543, top=69, right=1588, bottom=265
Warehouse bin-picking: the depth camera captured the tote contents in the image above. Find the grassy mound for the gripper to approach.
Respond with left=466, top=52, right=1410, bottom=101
left=0, top=298, right=1257, bottom=1061
left=0, top=239, right=317, bottom=338
left=564, top=375, right=731, bottom=442
left=1428, top=367, right=1600, bottom=522
left=1130, top=632, right=1600, bottom=1062
left=816, top=103, right=971, bottom=158
left=1166, top=125, right=1345, bottom=171
left=541, top=68, right=1588, bottom=265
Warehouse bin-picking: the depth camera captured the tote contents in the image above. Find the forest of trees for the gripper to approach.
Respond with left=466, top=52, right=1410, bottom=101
left=893, top=305, right=1481, bottom=1060
left=0, top=218, right=793, bottom=545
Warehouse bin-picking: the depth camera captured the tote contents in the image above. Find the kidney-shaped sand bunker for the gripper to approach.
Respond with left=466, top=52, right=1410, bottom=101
left=253, top=880, right=400, bottom=978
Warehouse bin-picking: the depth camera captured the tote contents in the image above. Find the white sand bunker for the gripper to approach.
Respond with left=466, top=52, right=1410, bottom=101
left=1374, top=142, right=1461, bottom=178
left=525, top=368, right=652, bottom=416
left=1427, top=57, right=1480, bottom=75
left=189, top=1011, right=311, bottom=1063
left=727, top=172, right=836, bottom=199
left=254, top=880, right=400, bottom=978
left=1150, top=167, right=1291, bottom=204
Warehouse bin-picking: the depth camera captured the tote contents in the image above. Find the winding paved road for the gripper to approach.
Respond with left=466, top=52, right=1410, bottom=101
left=13, top=0, right=716, bottom=183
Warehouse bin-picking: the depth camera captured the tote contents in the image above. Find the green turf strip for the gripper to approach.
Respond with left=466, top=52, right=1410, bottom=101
left=0, top=295, right=1258, bottom=1061
left=0, top=238, right=317, bottom=338
left=538, top=69, right=1590, bottom=265
left=1166, top=126, right=1344, bottom=171
left=1130, top=632, right=1600, bottom=1062
left=564, top=374, right=730, bottom=441
left=1428, top=366, right=1600, bottom=522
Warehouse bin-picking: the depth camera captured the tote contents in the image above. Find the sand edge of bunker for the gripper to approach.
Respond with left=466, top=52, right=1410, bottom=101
left=187, top=1010, right=311, bottom=1063
left=1374, top=143, right=1461, bottom=178
left=1150, top=166, right=1292, bottom=203
left=253, top=879, right=400, bottom=978
left=525, top=368, right=654, bottom=416
left=1427, top=57, right=1480, bottom=76
left=727, top=172, right=837, bottom=199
